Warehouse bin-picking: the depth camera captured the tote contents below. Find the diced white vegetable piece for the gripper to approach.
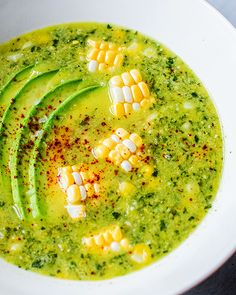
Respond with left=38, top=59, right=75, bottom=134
left=38, top=115, right=48, bottom=123
left=121, top=160, right=132, bottom=172
left=22, top=41, right=33, bottom=49
left=103, top=246, right=110, bottom=252
left=183, top=102, right=193, bottom=109
left=10, top=243, right=22, bottom=252
left=110, top=241, right=121, bottom=252
left=132, top=102, right=140, bottom=111
left=67, top=185, right=81, bottom=204
left=131, top=253, right=144, bottom=263
left=123, top=139, right=137, bottom=153
left=79, top=186, right=87, bottom=200
left=111, top=134, right=120, bottom=143
left=88, top=60, right=98, bottom=72
left=122, top=86, right=133, bottom=103
left=72, top=172, right=82, bottom=186
left=111, top=87, right=124, bottom=103
left=7, top=53, right=23, bottom=62
left=65, top=205, right=86, bottom=219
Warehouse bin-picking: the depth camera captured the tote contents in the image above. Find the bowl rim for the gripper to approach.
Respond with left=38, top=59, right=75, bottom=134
left=0, top=0, right=236, bottom=294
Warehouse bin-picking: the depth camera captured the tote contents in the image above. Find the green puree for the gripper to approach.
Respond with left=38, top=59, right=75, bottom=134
left=0, top=23, right=223, bottom=280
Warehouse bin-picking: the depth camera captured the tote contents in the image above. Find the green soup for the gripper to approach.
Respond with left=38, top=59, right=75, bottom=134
left=0, top=23, right=223, bottom=280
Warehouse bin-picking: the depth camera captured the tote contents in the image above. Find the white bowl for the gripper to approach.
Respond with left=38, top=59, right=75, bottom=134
left=0, top=0, right=236, bottom=294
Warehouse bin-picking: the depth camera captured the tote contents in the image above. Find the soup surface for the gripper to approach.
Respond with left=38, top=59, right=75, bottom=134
left=0, top=23, right=222, bottom=280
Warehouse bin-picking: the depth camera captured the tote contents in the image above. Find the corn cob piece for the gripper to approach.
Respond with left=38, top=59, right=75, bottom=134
left=57, top=164, right=100, bottom=219
left=93, top=128, right=143, bottom=172
left=109, top=69, right=154, bottom=117
left=87, top=39, right=123, bottom=72
left=82, top=225, right=132, bottom=253
left=82, top=225, right=151, bottom=263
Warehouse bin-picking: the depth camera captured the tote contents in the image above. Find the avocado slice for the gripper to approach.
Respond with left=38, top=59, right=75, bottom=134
left=10, top=78, right=83, bottom=219
left=0, top=64, right=34, bottom=119
left=0, top=69, right=59, bottom=219
left=28, top=85, right=101, bottom=218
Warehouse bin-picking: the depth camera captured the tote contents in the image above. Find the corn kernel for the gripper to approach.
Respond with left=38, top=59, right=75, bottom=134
left=111, top=87, right=124, bottom=103
left=83, top=236, right=95, bottom=247
left=94, top=234, right=105, bottom=246
left=123, top=139, right=137, bottom=153
left=115, top=128, right=129, bottom=139
left=115, top=143, right=131, bottom=159
left=130, top=69, right=142, bottom=83
left=87, top=39, right=100, bottom=48
left=103, top=231, right=113, bottom=244
left=141, top=165, right=154, bottom=178
left=129, top=133, right=143, bottom=148
left=121, top=160, right=132, bottom=172
left=131, top=85, right=143, bottom=102
left=94, top=145, right=109, bottom=159
left=110, top=241, right=120, bottom=252
left=121, top=72, right=134, bottom=86
left=130, top=244, right=151, bottom=264
left=80, top=171, right=90, bottom=182
left=103, top=138, right=116, bottom=150
left=71, top=164, right=81, bottom=172
left=120, top=238, right=130, bottom=250
left=72, top=172, right=82, bottom=185
left=140, top=98, right=151, bottom=108
left=84, top=183, right=94, bottom=197
left=88, top=60, right=98, bottom=72
left=108, top=150, right=123, bottom=166
left=138, top=82, right=150, bottom=98
left=100, top=41, right=108, bottom=50
left=87, top=48, right=99, bottom=60
left=113, top=103, right=125, bottom=117
left=105, top=50, right=116, bottom=65
left=97, top=50, right=106, bottom=63
left=109, top=75, right=124, bottom=87
left=98, top=63, right=107, bottom=71
left=112, top=226, right=123, bottom=242
left=108, top=42, right=117, bottom=50
left=58, top=167, right=74, bottom=190
left=128, top=155, right=139, bottom=167
left=124, top=103, right=133, bottom=115
left=119, top=181, right=135, bottom=197
left=111, top=134, right=120, bottom=143
left=61, top=166, right=72, bottom=173
left=65, top=204, right=86, bottom=219
left=93, top=183, right=100, bottom=194
left=66, top=184, right=81, bottom=204
left=122, top=86, right=133, bottom=103
left=132, top=102, right=140, bottom=111
left=113, top=53, right=123, bottom=66
left=79, top=186, right=87, bottom=200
